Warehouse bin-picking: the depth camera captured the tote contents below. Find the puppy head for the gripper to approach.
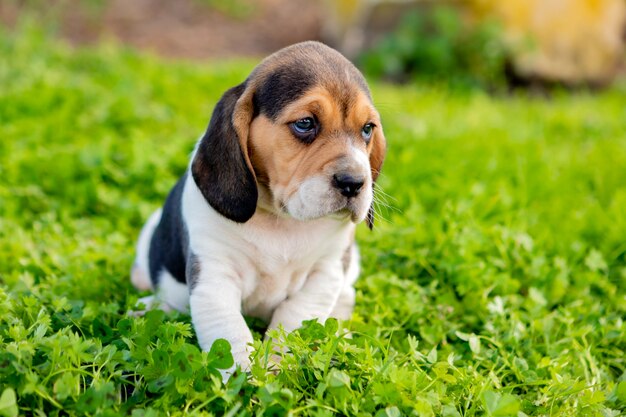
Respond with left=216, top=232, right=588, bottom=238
left=192, top=41, right=386, bottom=226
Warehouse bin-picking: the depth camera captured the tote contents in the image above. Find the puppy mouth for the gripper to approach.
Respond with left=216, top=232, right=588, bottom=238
left=328, top=207, right=353, bottom=221
left=278, top=177, right=371, bottom=222
left=280, top=199, right=354, bottom=219
left=284, top=196, right=366, bottom=223
left=337, top=210, right=365, bottom=223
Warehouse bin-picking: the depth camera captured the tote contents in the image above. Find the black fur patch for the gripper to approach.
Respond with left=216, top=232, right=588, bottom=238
left=191, top=82, right=258, bottom=223
left=255, top=66, right=316, bottom=121
left=149, top=173, right=189, bottom=285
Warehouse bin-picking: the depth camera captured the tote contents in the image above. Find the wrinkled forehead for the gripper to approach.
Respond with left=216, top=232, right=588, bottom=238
left=249, top=42, right=372, bottom=121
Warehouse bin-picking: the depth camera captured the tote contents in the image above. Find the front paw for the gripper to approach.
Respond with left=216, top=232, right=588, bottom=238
left=220, top=348, right=252, bottom=383
left=233, top=349, right=252, bottom=371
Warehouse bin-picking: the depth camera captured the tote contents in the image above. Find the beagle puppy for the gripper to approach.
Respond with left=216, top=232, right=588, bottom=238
left=131, top=41, right=386, bottom=375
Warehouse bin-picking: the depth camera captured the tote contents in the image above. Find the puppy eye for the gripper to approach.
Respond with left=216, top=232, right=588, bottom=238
left=362, top=123, right=375, bottom=142
left=292, top=117, right=316, bottom=133
left=290, top=117, right=318, bottom=143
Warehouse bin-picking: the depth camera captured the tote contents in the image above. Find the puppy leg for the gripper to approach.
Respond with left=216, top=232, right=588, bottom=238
left=330, top=244, right=360, bottom=320
left=330, top=285, right=355, bottom=320
left=264, top=261, right=343, bottom=368
left=157, top=270, right=190, bottom=313
left=268, top=260, right=344, bottom=332
left=129, top=270, right=189, bottom=316
left=190, top=274, right=253, bottom=380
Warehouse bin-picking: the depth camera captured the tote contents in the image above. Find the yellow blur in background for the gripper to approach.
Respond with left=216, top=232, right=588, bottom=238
left=326, top=0, right=626, bottom=85
left=470, top=0, right=626, bottom=84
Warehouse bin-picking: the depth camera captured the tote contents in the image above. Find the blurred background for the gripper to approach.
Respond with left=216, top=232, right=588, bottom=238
left=2, top=0, right=625, bottom=90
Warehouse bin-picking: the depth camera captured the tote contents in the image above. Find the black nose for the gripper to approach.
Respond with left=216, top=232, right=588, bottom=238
left=332, top=173, right=364, bottom=198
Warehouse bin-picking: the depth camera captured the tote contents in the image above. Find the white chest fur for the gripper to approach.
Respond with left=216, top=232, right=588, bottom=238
left=182, top=174, right=354, bottom=322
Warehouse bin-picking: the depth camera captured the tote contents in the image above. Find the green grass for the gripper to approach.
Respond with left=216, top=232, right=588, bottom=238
left=1, top=23, right=626, bottom=417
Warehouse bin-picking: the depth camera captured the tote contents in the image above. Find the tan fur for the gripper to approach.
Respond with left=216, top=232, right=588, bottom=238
left=231, top=90, right=257, bottom=184
left=197, top=41, right=387, bottom=223
left=347, top=92, right=386, bottom=182
left=245, top=83, right=385, bottom=217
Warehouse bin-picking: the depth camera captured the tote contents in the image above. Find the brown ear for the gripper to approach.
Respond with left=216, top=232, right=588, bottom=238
left=191, top=82, right=258, bottom=223
left=366, top=128, right=387, bottom=229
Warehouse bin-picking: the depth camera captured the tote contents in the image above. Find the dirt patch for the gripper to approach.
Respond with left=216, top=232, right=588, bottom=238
left=0, top=0, right=324, bottom=59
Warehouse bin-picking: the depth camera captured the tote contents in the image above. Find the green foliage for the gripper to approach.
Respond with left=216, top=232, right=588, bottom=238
left=2, top=22, right=626, bottom=416
left=359, top=6, right=508, bottom=89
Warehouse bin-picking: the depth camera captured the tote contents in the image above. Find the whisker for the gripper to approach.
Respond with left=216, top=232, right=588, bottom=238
left=372, top=193, right=396, bottom=210
left=372, top=185, right=402, bottom=216
left=374, top=187, right=398, bottom=204
left=366, top=176, right=401, bottom=226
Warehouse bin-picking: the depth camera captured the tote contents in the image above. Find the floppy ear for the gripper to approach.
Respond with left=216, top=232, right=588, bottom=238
left=366, top=128, right=387, bottom=229
left=191, top=82, right=258, bottom=223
